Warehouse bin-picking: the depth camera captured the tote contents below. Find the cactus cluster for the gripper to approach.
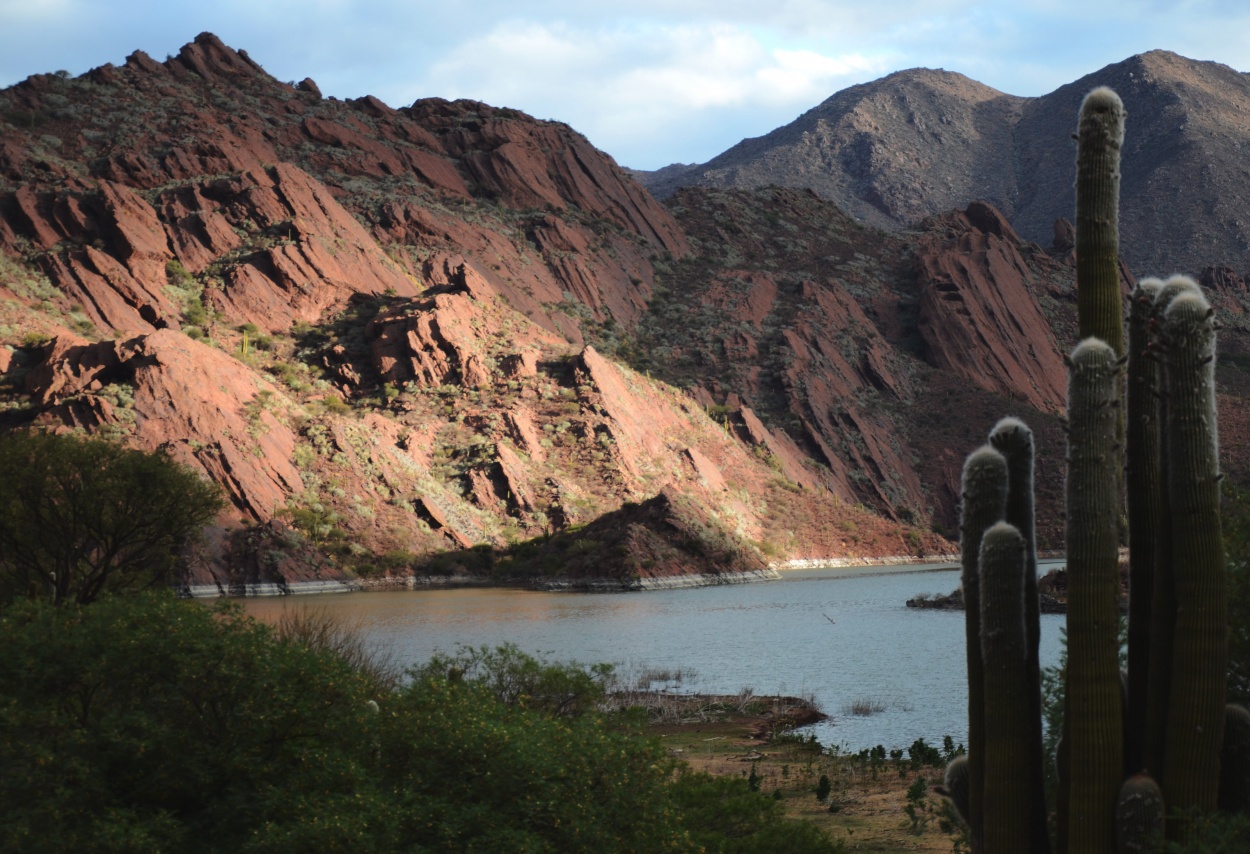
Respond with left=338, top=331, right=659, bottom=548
left=948, top=86, right=1250, bottom=853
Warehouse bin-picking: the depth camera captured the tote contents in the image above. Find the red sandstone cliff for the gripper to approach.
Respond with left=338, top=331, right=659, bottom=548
left=7, top=34, right=1246, bottom=584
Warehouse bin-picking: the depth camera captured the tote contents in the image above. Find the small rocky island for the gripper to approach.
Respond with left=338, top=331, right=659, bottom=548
left=905, top=565, right=1126, bottom=615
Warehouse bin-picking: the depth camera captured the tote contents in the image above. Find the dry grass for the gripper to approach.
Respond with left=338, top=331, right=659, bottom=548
left=269, top=605, right=400, bottom=689
left=842, top=697, right=889, bottom=717
left=651, top=708, right=964, bottom=853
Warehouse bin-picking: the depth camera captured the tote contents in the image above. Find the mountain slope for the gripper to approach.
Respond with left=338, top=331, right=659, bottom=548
left=6, top=35, right=1250, bottom=589
left=0, top=34, right=948, bottom=589
left=641, top=51, right=1250, bottom=276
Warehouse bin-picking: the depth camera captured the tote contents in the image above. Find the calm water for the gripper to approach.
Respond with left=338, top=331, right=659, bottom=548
left=244, top=562, right=1064, bottom=752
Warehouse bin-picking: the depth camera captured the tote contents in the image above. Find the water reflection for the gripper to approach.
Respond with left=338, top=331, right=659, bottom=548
left=244, top=562, right=1063, bottom=752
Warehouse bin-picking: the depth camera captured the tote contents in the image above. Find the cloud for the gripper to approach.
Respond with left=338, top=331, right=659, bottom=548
left=3, top=1, right=1250, bottom=168
left=417, top=20, right=888, bottom=166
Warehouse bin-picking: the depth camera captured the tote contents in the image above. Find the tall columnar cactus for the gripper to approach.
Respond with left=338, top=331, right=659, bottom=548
left=1064, top=338, right=1124, bottom=853
left=1124, top=279, right=1163, bottom=776
left=949, top=84, right=1234, bottom=854
left=979, top=521, right=1035, bottom=853
left=1220, top=704, right=1250, bottom=813
left=1075, top=87, right=1126, bottom=356
left=1143, top=275, right=1203, bottom=778
left=944, top=753, right=972, bottom=826
left=1160, top=290, right=1227, bottom=825
left=988, top=417, right=1049, bottom=852
left=1115, top=773, right=1165, bottom=853
left=960, top=446, right=1009, bottom=852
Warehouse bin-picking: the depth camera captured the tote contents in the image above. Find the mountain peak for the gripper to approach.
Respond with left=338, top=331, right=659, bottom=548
left=640, top=50, right=1250, bottom=274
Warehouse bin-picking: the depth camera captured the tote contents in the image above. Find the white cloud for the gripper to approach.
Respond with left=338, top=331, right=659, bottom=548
left=3, top=1, right=1250, bottom=168
left=417, top=20, right=888, bottom=165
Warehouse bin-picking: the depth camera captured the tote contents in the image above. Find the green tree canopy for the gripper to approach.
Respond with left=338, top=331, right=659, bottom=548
left=0, top=431, right=224, bottom=605
left=0, top=594, right=844, bottom=853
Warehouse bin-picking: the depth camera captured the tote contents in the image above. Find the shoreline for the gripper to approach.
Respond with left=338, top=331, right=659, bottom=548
left=182, top=568, right=782, bottom=598
left=775, top=554, right=958, bottom=573
left=185, top=553, right=1065, bottom=598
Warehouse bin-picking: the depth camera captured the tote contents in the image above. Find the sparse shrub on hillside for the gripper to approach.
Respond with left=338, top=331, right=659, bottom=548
left=164, top=259, right=209, bottom=329
left=0, top=252, right=58, bottom=303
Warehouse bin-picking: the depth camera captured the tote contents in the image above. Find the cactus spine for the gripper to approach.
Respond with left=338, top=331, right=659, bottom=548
left=1065, top=338, right=1124, bottom=853
left=979, top=521, right=1035, bottom=853
left=960, top=445, right=1009, bottom=851
left=1160, top=290, right=1227, bottom=825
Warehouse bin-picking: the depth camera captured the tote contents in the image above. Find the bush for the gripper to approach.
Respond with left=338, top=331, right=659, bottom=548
left=0, top=595, right=843, bottom=852
left=409, top=642, right=612, bottom=718
left=0, top=431, right=224, bottom=605
left=0, top=594, right=382, bottom=852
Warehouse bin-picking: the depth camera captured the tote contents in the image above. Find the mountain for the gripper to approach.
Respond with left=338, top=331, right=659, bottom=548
left=0, top=34, right=952, bottom=590
left=3, top=36, right=1250, bottom=591
left=638, top=51, right=1250, bottom=278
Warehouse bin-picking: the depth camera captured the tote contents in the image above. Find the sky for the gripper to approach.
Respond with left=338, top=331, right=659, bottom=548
left=2, top=1, right=1249, bottom=170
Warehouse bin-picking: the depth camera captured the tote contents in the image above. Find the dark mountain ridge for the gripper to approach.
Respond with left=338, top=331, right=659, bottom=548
left=639, top=50, right=1250, bottom=277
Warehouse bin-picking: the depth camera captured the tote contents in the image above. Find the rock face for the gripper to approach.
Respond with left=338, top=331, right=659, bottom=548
left=20, top=33, right=1250, bottom=583
left=0, top=33, right=953, bottom=580
left=625, top=186, right=1108, bottom=545
left=640, top=50, right=1250, bottom=277
left=24, top=329, right=305, bottom=521
left=913, top=203, right=1067, bottom=412
left=646, top=68, right=1023, bottom=234
left=0, top=34, right=722, bottom=584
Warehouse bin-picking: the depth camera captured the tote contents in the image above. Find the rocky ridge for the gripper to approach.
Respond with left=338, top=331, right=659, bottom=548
left=4, top=36, right=1250, bottom=589
left=0, top=35, right=951, bottom=590
left=639, top=51, right=1250, bottom=277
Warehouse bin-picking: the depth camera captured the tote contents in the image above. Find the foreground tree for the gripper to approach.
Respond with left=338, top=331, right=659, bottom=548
left=0, top=594, right=843, bottom=853
left=0, top=431, right=224, bottom=605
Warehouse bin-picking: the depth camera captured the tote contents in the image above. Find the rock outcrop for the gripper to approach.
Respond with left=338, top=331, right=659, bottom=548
left=25, top=329, right=304, bottom=520
left=914, top=202, right=1067, bottom=412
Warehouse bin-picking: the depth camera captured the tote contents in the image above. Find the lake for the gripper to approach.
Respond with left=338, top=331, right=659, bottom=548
left=243, top=561, right=1065, bottom=752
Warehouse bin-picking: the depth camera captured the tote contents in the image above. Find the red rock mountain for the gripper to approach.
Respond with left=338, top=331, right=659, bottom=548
left=3, top=35, right=1250, bottom=588
left=639, top=51, right=1250, bottom=278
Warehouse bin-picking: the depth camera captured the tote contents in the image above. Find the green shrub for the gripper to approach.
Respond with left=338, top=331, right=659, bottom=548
left=0, top=431, right=223, bottom=605
left=0, top=595, right=843, bottom=852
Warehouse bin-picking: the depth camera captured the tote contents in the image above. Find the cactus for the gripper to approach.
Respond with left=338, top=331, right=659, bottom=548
left=949, top=85, right=1231, bottom=854
left=1056, top=732, right=1070, bottom=854
left=989, top=417, right=1049, bottom=852
left=1065, top=338, right=1124, bottom=853
left=1160, top=290, right=1227, bottom=825
left=960, top=445, right=1009, bottom=850
left=1115, top=773, right=1165, bottom=854
left=1124, top=279, right=1163, bottom=776
left=1143, top=276, right=1204, bottom=778
left=1075, top=87, right=1126, bottom=357
left=944, top=753, right=971, bottom=826
left=979, top=521, right=1035, bottom=853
